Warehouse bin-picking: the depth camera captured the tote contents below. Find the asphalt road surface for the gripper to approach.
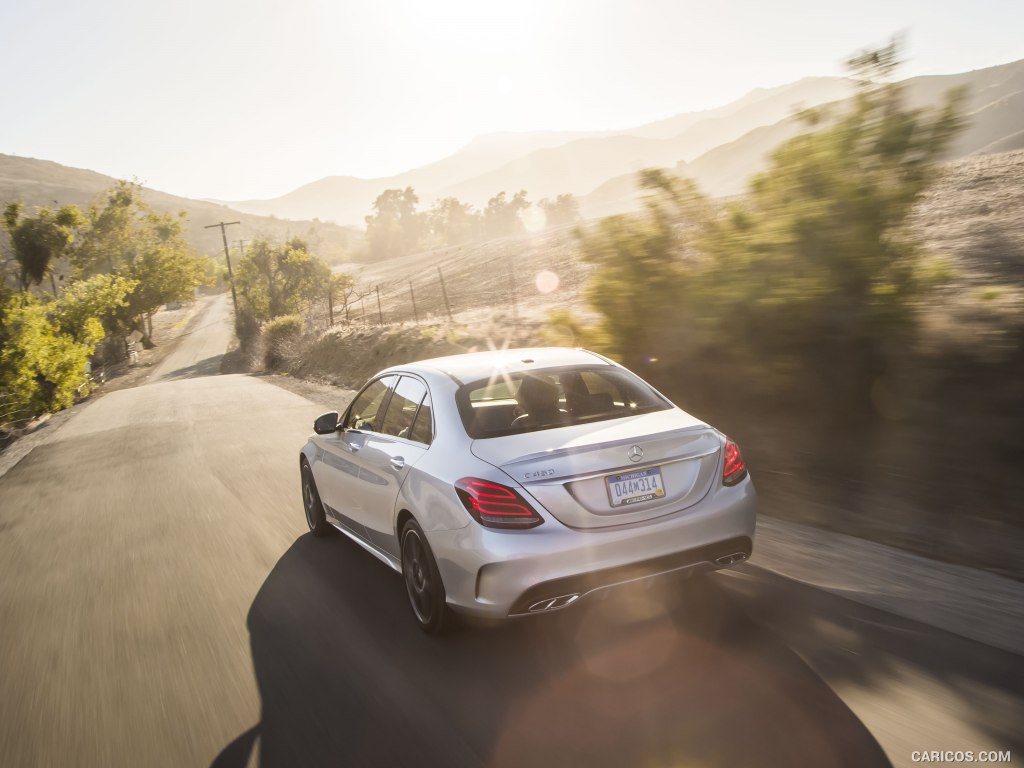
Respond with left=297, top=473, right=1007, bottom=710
left=1, top=296, right=1021, bottom=767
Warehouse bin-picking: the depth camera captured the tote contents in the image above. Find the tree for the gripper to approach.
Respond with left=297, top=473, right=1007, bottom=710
left=71, top=181, right=211, bottom=340
left=126, top=212, right=209, bottom=338
left=364, top=187, right=423, bottom=259
left=575, top=38, right=964, bottom=425
left=538, top=194, right=580, bottom=229
left=235, top=237, right=331, bottom=322
left=3, top=203, right=84, bottom=293
left=575, top=172, right=709, bottom=370
left=52, top=274, right=137, bottom=344
left=0, top=182, right=212, bottom=423
left=483, top=191, right=529, bottom=238
left=327, top=272, right=357, bottom=324
left=71, top=181, right=141, bottom=277
left=701, top=37, right=965, bottom=411
left=0, top=266, right=145, bottom=423
left=427, top=197, right=480, bottom=246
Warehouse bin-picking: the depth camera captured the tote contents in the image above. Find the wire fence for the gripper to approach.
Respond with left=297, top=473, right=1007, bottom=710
left=0, top=391, right=34, bottom=433
left=309, top=233, right=593, bottom=331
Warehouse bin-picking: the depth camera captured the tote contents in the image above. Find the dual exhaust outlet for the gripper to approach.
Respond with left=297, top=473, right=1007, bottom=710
left=715, top=551, right=749, bottom=567
left=527, top=593, right=581, bottom=613
left=525, top=551, right=749, bottom=613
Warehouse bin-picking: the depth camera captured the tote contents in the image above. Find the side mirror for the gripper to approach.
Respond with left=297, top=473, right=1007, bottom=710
left=313, top=411, right=340, bottom=435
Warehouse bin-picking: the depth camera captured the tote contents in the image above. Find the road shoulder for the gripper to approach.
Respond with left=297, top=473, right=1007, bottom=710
left=748, top=515, right=1024, bottom=656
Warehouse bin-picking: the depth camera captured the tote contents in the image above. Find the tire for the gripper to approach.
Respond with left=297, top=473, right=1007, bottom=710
left=300, top=461, right=333, bottom=538
left=400, top=519, right=450, bottom=635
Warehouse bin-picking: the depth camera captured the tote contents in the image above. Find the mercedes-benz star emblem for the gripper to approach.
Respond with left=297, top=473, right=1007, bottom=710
left=627, top=445, right=644, bottom=462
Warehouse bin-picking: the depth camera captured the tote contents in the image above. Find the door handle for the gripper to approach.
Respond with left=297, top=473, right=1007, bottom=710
left=390, top=456, right=405, bottom=471
left=345, top=441, right=362, bottom=453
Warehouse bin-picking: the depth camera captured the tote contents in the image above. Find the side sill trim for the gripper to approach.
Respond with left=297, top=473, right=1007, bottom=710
left=327, top=520, right=402, bottom=573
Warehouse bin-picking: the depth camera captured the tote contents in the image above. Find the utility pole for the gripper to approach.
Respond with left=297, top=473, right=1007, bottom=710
left=205, top=221, right=240, bottom=312
left=233, top=239, right=248, bottom=259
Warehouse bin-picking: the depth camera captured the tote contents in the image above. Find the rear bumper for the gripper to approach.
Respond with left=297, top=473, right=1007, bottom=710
left=507, top=535, right=751, bottom=614
left=427, top=477, right=757, bottom=618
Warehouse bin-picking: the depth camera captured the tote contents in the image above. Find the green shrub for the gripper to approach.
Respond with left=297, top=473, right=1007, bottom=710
left=263, top=314, right=304, bottom=370
left=0, top=298, right=94, bottom=424
left=540, top=308, right=607, bottom=349
left=234, top=307, right=262, bottom=353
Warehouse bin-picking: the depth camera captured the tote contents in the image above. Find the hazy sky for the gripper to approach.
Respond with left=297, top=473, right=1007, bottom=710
left=2, top=0, right=1022, bottom=201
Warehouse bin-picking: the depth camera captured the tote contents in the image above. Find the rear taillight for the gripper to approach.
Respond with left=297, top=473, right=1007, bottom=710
left=455, top=477, right=544, bottom=529
left=722, top=438, right=747, bottom=486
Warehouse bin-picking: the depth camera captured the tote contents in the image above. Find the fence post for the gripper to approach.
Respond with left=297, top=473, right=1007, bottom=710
left=376, top=285, right=384, bottom=326
left=507, top=253, right=518, bottom=322
left=437, top=266, right=453, bottom=322
left=409, top=280, right=419, bottom=325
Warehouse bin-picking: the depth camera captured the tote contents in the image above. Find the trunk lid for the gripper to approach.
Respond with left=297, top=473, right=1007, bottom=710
left=470, top=410, right=722, bottom=529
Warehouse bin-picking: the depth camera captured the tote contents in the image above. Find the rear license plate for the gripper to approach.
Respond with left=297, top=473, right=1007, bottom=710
left=606, top=467, right=666, bottom=507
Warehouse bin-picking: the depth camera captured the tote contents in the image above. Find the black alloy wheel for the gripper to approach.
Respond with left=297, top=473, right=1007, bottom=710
left=401, top=519, right=449, bottom=635
left=301, top=461, right=332, bottom=537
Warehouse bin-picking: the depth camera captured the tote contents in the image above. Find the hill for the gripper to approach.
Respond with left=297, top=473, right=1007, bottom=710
left=225, top=77, right=857, bottom=225
left=0, top=154, right=358, bottom=262
left=7, top=59, right=1021, bottom=258
left=226, top=60, right=1024, bottom=228
left=580, top=59, right=1024, bottom=216
left=335, top=150, right=1024, bottom=329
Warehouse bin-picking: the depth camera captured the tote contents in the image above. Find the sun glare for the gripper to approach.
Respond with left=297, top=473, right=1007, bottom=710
left=535, top=270, right=560, bottom=294
left=521, top=205, right=547, bottom=233
left=482, top=338, right=518, bottom=396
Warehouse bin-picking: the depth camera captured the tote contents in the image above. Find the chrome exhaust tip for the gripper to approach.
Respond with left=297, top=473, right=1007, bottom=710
left=527, top=594, right=581, bottom=612
left=715, top=552, right=749, bottom=567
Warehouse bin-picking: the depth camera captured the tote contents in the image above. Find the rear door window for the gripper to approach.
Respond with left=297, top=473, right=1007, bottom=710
left=380, top=376, right=428, bottom=439
left=408, top=393, right=433, bottom=445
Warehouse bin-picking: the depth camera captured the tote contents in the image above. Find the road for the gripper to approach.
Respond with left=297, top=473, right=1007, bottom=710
left=149, top=293, right=235, bottom=383
left=0, top=296, right=1021, bottom=767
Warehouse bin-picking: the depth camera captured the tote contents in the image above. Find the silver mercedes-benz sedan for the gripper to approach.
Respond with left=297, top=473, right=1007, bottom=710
left=299, top=347, right=756, bottom=633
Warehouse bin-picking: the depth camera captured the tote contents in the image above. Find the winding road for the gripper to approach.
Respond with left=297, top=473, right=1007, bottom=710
left=0, top=295, right=1020, bottom=767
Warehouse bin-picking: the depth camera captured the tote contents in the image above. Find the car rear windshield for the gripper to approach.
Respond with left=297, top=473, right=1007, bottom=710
left=455, top=365, right=672, bottom=439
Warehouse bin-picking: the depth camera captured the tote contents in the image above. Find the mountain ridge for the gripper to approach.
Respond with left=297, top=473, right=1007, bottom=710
left=224, top=59, right=1024, bottom=226
left=0, top=154, right=356, bottom=260
left=225, top=75, right=860, bottom=224
left=4, top=58, right=1023, bottom=239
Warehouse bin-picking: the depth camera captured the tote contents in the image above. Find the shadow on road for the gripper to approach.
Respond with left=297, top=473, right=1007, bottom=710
left=152, top=354, right=226, bottom=382
left=720, top=564, right=1024, bottom=759
left=213, top=534, right=891, bottom=767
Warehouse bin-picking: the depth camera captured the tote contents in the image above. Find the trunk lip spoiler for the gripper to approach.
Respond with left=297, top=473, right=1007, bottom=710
left=514, top=446, right=720, bottom=486
left=482, top=424, right=715, bottom=471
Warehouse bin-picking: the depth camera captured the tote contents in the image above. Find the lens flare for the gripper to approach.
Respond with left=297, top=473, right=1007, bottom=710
left=535, top=270, right=560, bottom=294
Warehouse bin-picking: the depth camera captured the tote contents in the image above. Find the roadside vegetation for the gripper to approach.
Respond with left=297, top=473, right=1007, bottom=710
left=563, top=42, right=1024, bottom=574
left=229, top=236, right=352, bottom=371
left=0, top=181, right=219, bottom=434
left=254, top=40, right=1023, bottom=578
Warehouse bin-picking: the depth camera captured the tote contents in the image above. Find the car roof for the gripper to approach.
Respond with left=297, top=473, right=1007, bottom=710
left=387, top=347, right=612, bottom=384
